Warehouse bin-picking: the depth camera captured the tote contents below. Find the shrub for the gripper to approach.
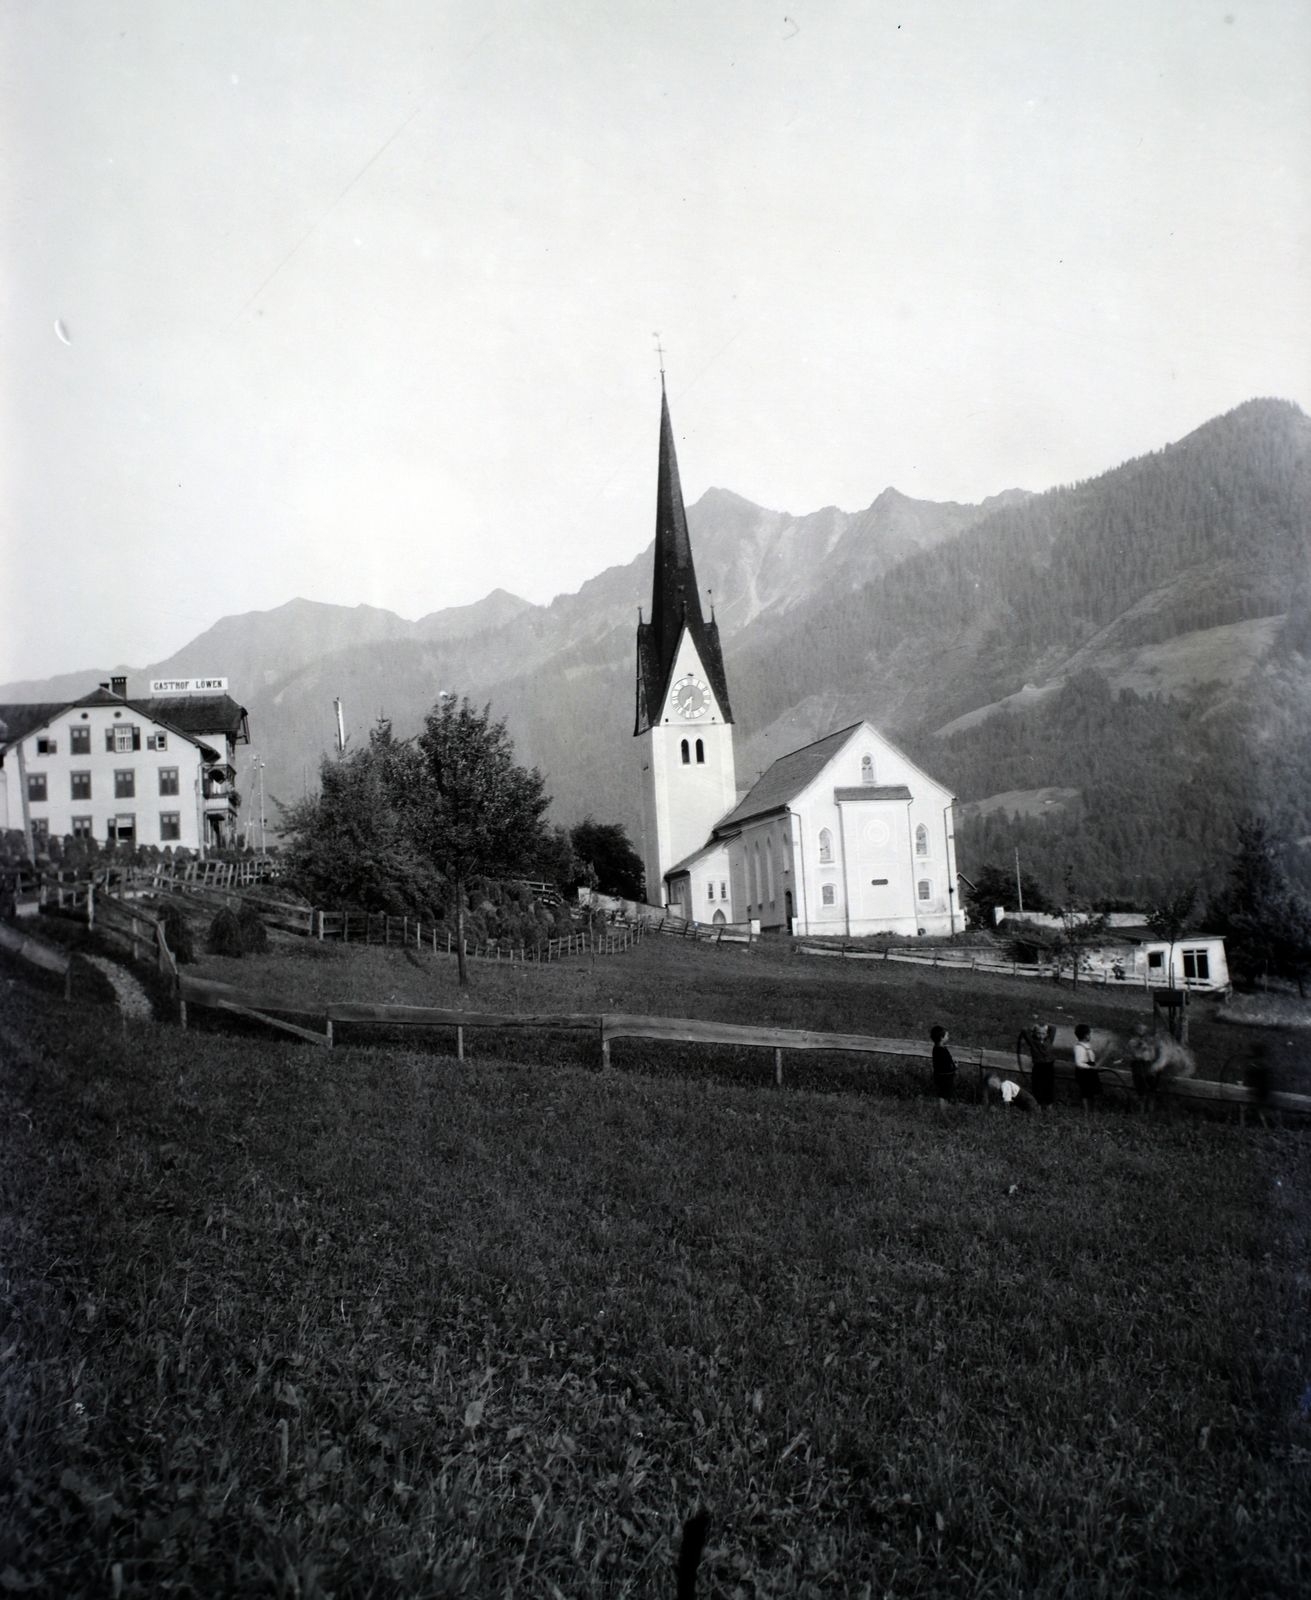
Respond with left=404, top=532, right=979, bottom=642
left=207, top=908, right=245, bottom=958
left=160, top=905, right=196, bottom=965
left=236, top=902, right=269, bottom=955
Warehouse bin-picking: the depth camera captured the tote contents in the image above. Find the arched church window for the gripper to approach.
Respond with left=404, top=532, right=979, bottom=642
left=707, top=881, right=715, bottom=901
left=766, top=840, right=776, bottom=905
left=821, top=884, right=836, bottom=906
left=695, top=738, right=704, bottom=764
left=861, top=754, right=874, bottom=784
left=818, top=828, right=833, bottom=864
left=680, top=739, right=690, bottom=765
left=917, top=879, right=932, bottom=901
left=915, top=823, right=929, bottom=856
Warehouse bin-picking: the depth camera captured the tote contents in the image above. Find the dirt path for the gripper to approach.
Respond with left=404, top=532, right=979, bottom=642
left=82, top=954, right=155, bottom=1022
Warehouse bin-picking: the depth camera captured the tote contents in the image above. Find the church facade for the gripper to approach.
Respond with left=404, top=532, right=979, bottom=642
left=636, top=388, right=960, bottom=936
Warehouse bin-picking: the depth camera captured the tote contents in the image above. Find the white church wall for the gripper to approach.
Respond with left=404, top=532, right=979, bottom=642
left=639, top=626, right=737, bottom=901
left=786, top=723, right=960, bottom=937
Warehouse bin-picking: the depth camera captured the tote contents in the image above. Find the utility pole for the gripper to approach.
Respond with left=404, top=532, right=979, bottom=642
left=1015, top=847, right=1024, bottom=914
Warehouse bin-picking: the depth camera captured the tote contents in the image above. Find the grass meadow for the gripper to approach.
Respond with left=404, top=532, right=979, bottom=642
left=1, top=927, right=1309, bottom=1597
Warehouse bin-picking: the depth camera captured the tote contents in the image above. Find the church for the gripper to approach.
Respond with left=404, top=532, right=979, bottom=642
left=635, top=382, right=962, bottom=937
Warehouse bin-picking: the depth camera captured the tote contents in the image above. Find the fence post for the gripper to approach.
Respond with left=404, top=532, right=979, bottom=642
left=318, top=910, right=324, bottom=941
left=326, top=1018, right=333, bottom=1048
left=775, top=1048, right=784, bottom=1087
left=600, top=1020, right=610, bottom=1070
left=456, top=1026, right=464, bottom=1061
left=88, top=879, right=95, bottom=930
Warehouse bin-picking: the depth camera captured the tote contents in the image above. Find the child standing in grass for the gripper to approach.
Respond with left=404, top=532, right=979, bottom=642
left=1073, top=1023, right=1100, bottom=1115
left=930, top=1025, right=956, bottom=1109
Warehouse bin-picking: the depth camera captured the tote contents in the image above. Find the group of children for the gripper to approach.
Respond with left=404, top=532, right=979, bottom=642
left=929, top=1020, right=1105, bottom=1113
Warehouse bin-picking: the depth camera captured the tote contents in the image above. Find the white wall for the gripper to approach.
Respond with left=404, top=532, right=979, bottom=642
left=638, top=626, right=737, bottom=902
left=781, top=724, right=959, bottom=937
left=9, top=707, right=205, bottom=850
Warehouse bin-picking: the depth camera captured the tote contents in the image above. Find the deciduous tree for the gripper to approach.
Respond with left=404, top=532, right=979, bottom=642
left=414, top=698, right=551, bottom=986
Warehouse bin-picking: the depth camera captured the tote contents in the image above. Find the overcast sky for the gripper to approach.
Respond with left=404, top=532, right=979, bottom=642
left=3, top=1, right=1308, bottom=683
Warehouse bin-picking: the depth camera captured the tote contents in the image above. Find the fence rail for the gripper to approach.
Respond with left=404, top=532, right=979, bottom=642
left=171, top=973, right=1311, bottom=1114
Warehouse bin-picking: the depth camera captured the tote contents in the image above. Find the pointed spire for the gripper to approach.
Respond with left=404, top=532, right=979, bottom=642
left=649, top=385, right=704, bottom=662
left=635, top=381, right=733, bottom=733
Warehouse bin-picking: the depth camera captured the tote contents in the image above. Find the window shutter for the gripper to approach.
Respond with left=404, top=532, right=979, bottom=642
left=105, top=728, right=115, bottom=752
left=132, top=726, right=141, bottom=751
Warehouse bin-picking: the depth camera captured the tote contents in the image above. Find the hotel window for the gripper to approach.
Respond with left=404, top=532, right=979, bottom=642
left=818, top=827, right=833, bottom=863
left=69, top=726, right=91, bottom=754
left=147, top=732, right=168, bottom=751
left=695, top=738, right=704, bottom=763
left=36, top=736, right=56, bottom=755
left=108, top=815, right=135, bottom=844
left=31, top=818, right=49, bottom=842
left=915, top=823, right=929, bottom=856
left=114, top=769, right=136, bottom=800
left=158, top=767, right=180, bottom=796
left=160, top=812, right=181, bottom=842
left=821, top=883, right=836, bottom=906
left=26, top=773, right=47, bottom=802
left=71, top=771, right=92, bottom=801
left=106, top=724, right=140, bottom=753
left=1182, top=949, right=1210, bottom=982
left=681, top=739, right=690, bottom=764
left=917, top=879, right=932, bottom=901
left=861, top=754, right=874, bottom=783
left=71, top=817, right=93, bottom=839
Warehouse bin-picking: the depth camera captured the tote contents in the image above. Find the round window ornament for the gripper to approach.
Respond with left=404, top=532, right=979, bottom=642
left=862, top=818, right=891, bottom=847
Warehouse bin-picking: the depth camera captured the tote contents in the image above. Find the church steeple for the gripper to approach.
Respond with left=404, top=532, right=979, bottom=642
left=635, top=381, right=733, bottom=733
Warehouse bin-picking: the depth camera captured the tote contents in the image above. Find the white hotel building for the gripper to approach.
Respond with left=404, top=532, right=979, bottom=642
left=0, top=676, right=249, bottom=854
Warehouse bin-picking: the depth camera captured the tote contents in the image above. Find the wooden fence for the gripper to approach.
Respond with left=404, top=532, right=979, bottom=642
left=172, top=972, right=1311, bottom=1116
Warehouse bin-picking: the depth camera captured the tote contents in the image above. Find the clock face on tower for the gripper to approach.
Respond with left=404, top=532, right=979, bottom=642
left=672, top=675, right=710, bottom=720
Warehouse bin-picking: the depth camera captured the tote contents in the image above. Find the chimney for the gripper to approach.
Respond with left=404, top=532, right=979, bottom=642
left=111, top=676, right=127, bottom=698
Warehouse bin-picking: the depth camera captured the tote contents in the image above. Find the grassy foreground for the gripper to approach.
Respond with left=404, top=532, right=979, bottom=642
left=1, top=946, right=1309, bottom=1597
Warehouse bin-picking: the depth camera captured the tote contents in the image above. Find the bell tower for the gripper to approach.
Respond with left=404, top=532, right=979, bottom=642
left=635, top=379, right=737, bottom=905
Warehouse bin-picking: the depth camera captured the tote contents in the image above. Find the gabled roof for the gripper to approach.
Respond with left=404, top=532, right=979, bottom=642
left=713, top=723, right=864, bottom=833
left=0, top=687, right=232, bottom=763
left=665, top=837, right=732, bottom=879
left=136, top=695, right=249, bottom=742
left=635, top=384, right=732, bottom=732
left=0, top=704, right=68, bottom=746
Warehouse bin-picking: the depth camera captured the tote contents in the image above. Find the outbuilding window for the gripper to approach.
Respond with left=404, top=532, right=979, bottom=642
left=818, top=827, right=833, bottom=863
left=1182, top=949, right=1210, bottom=981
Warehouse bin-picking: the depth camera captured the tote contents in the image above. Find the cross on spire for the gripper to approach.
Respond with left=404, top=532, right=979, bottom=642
left=653, top=332, right=665, bottom=385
